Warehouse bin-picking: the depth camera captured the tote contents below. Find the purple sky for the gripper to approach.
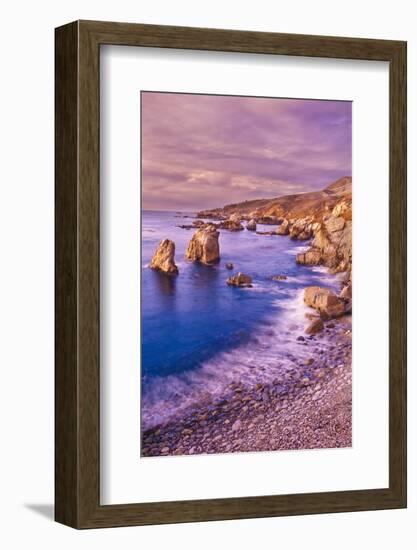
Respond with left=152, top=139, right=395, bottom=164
left=141, top=92, right=352, bottom=211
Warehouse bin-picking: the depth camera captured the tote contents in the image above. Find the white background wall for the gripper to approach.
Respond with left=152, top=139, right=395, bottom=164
left=0, top=1, right=414, bottom=548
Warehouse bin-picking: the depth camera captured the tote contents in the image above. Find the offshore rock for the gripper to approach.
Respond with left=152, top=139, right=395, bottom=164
left=185, top=225, right=220, bottom=264
left=150, top=239, right=179, bottom=275
left=247, top=219, right=257, bottom=231
left=227, top=272, right=253, bottom=288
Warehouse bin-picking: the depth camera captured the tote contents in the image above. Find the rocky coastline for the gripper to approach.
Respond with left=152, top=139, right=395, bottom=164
left=142, top=316, right=352, bottom=456
left=144, top=176, right=352, bottom=456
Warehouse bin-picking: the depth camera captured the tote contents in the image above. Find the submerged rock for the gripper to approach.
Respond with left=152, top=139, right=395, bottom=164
left=150, top=239, right=179, bottom=275
left=225, top=262, right=234, bottom=270
left=185, top=225, right=220, bottom=264
left=271, top=275, right=288, bottom=281
left=227, top=272, right=253, bottom=288
left=304, top=286, right=345, bottom=318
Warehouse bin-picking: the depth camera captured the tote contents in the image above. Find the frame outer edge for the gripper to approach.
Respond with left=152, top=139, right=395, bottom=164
left=55, top=21, right=80, bottom=528
left=388, top=41, right=407, bottom=507
left=55, top=19, right=407, bottom=528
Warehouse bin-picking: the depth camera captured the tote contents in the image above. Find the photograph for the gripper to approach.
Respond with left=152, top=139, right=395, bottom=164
left=140, top=91, right=353, bottom=458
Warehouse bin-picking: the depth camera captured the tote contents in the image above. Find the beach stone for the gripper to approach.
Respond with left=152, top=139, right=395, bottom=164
left=185, top=225, right=220, bottom=264
left=231, top=419, right=242, bottom=432
left=305, top=318, right=324, bottom=335
left=150, top=239, right=179, bottom=275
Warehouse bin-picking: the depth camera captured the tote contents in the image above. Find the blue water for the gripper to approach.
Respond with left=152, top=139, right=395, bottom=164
left=141, top=210, right=341, bottom=428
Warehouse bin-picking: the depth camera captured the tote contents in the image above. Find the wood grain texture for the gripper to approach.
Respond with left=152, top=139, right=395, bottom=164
left=55, top=20, right=407, bottom=529
left=55, top=21, right=79, bottom=527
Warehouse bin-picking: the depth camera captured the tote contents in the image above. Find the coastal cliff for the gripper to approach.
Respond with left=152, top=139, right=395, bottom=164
left=198, top=176, right=352, bottom=278
left=197, top=176, right=351, bottom=220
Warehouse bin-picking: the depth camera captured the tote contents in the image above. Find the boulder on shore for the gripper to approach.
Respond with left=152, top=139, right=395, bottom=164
left=304, top=286, right=345, bottom=318
left=150, top=239, right=178, bottom=275
left=247, top=219, right=257, bottom=231
left=305, top=318, right=324, bottom=334
left=296, top=249, right=322, bottom=266
left=227, top=272, right=253, bottom=288
left=339, top=282, right=352, bottom=301
left=185, top=225, right=220, bottom=264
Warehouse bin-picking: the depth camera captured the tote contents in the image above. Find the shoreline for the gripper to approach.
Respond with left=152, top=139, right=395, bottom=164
left=141, top=315, right=352, bottom=457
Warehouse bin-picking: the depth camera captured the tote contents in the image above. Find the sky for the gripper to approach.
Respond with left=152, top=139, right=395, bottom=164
left=141, top=91, right=352, bottom=211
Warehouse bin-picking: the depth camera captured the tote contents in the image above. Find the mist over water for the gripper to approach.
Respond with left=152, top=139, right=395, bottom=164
left=141, top=210, right=342, bottom=429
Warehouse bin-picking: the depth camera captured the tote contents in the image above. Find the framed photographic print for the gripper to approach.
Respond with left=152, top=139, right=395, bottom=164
left=55, top=20, right=407, bottom=528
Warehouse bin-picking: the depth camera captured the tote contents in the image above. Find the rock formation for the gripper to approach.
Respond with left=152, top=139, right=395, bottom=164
left=150, top=239, right=179, bottom=275
left=218, top=219, right=244, bottom=231
left=276, top=219, right=290, bottom=235
left=295, top=197, right=352, bottom=275
left=247, top=219, right=257, bottom=231
left=296, top=249, right=322, bottom=266
left=305, top=318, right=324, bottom=334
left=185, top=225, right=220, bottom=264
left=304, top=286, right=346, bottom=318
left=229, top=213, right=241, bottom=224
left=226, top=272, right=253, bottom=288
left=197, top=176, right=351, bottom=221
left=339, top=282, right=352, bottom=301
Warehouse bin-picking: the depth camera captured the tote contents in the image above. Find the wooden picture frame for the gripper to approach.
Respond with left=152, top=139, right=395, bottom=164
left=55, top=20, right=407, bottom=528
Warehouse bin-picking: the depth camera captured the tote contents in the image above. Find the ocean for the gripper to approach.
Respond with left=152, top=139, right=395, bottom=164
left=141, top=210, right=342, bottom=429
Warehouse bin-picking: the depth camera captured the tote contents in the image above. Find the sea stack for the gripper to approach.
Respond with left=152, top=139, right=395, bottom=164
left=247, top=219, right=257, bottom=231
left=150, top=239, right=178, bottom=275
left=185, top=225, right=220, bottom=264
